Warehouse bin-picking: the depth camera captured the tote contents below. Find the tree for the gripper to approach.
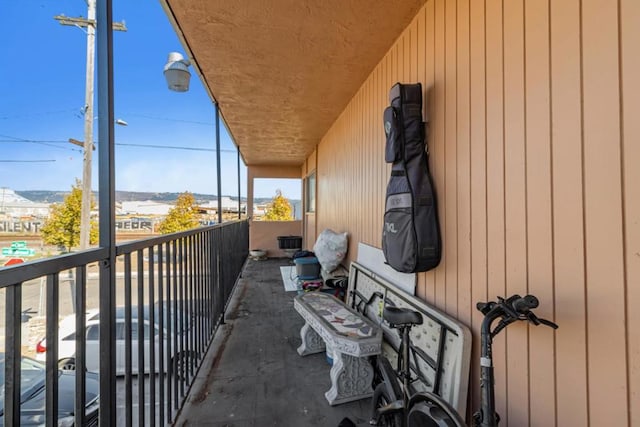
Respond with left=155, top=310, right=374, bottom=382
left=41, top=180, right=98, bottom=252
left=158, top=192, right=200, bottom=234
left=263, top=189, right=293, bottom=221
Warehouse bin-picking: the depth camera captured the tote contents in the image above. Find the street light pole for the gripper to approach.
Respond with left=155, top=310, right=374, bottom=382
left=55, top=2, right=126, bottom=250
left=79, top=0, right=96, bottom=251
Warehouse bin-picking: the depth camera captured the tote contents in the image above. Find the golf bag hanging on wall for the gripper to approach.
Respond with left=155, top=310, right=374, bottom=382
left=382, top=82, right=441, bottom=273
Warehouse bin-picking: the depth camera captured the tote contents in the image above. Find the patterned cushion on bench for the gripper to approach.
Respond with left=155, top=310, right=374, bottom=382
left=301, top=293, right=375, bottom=338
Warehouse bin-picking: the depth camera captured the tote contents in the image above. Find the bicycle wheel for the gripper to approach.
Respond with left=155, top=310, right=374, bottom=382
left=407, top=393, right=466, bottom=427
left=371, top=382, right=403, bottom=426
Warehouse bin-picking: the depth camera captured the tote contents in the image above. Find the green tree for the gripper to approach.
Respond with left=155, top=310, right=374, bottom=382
left=263, top=189, right=293, bottom=221
left=158, top=192, right=200, bottom=234
left=41, top=180, right=98, bottom=252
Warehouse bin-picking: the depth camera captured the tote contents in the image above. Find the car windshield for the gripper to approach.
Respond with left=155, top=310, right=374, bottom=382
left=0, top=356, right=47, bottom=414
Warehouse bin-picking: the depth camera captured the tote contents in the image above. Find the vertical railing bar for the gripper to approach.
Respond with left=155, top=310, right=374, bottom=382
left=4, top=283, right=22, bottom=427
left=137, top=249, right=145, bottom=426
left=205, top=231, right=211, bottom=337
left=171, top=240, right=180, bottom=410
left=206, top=230, right=212, bottom=339
left=75, top=266, right=87, bottom=427
left=223, top=227, right=228, bottom=306
left=188, top=234, right=195, bottom=380
left=200, top=233, right=204, bottom=345
left=211, top=229, right=220, bottom=330
left=45, top=273, right=59, bottom=427
left=202, top=231, right=211, bottom=334
left=214, top=229, right=224, bottom=325
left=179, top=238, right=185, bottom=398
left=217, top=228, right=225, bottom=325
left=201, top=232, right=206, bottom=339
left=198, top=232, right=204, bottom=357
left=166, top=241, right=174, bottom=421
left=149, top=245, right=156, bottom=427
left=172, top=239, right=179, bottom=411
left=158, top=244, right=165, bottom=426
left=183, top=235, right=189, bottom=385
left=214, top=228, right=218, bottom=326
left=192, top=234, right=197, bottom=374
left=193, top=234, right=199, bottom=362
left=124, top=253, right=133, bottom=427
left=185, top=236, right=191, bottom=384
left=203, top=231, right=209, bottom=340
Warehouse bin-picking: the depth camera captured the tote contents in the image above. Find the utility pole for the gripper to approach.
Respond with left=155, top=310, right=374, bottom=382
left=55, top=2, right=126, bottom=250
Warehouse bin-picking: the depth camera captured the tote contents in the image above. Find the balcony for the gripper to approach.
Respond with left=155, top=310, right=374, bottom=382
left=0, top=222, right=371, bottom=425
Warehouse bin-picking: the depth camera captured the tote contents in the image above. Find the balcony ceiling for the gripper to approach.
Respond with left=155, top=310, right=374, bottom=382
left=162, top=0, right=426, bottom=167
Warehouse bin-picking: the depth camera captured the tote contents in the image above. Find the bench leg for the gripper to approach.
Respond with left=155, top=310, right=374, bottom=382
left=325, top=351, right=374, bottom=405
left=297, top=323, right=325, bottom=356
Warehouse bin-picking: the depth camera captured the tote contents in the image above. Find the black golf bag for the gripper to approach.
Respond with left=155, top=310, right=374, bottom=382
left=382, top=82, right=442, bottom=273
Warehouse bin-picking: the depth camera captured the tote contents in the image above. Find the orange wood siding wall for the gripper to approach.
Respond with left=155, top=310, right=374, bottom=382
left=312, top=0, right=639, bottom=425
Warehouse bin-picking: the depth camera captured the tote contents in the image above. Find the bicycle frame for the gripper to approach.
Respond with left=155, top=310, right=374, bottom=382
left=372, top=322, right=465, bottom=427
left=371, top=295, right=557, bottom=427
left=372, top=325, right=411, bottom=422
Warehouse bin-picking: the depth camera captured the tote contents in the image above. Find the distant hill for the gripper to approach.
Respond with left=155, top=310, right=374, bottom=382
left=16, top=190, right=248, bottom=204
left=15, top=190, right=299, bottom=208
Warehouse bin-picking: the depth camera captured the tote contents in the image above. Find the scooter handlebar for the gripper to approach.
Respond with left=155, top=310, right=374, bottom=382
left=478, top=295, right=559, bottom=337
left=536, top=316, right=559, bottom=329
left=511, top=295, right=539, bottom=314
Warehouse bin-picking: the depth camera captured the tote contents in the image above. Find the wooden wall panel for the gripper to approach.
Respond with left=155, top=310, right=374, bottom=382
left=468, top=0, right=487, bottom=415
left=433, top=0, right=446, bottom=309
left=310, top=0, right=635, bottom=424
left=503, top=1, right=528, bottom=425
left=524, top=1, right=556, bottom=426
left=549, top=0, right=589, bottom=425
left=455, top=0, right=471, bottom=332
left=424, top=0, right=437, bottom=302
left=444, top=0, right=458, bottom=318
left=582, top=0, right=628, bottom=426
left=621, top=1, right=640, bottom=426
left=485, top=0, right=508, bottom=419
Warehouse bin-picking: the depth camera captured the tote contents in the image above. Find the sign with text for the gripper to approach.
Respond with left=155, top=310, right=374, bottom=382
left=0, top=221, right=43, bottom=233
left=2, top=247, right=36, bottom=256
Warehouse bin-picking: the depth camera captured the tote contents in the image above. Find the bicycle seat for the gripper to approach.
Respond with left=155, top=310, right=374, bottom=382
left=383, top=306, right=423, bottom=327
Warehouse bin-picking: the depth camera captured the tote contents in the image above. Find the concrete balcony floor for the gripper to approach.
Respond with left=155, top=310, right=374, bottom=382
left=176, top=258, right=370, bottom=426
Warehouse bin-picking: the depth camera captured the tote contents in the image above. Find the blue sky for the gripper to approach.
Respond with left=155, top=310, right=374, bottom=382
left=0, top=1, right=301, bottom=200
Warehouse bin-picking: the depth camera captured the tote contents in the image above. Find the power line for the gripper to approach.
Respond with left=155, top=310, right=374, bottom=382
left=0, top=133, right=236, bottom=153
left=1, top=159, right=57, bottom=163
left=0, top=140, right=68, bottom=143
left=0, top=134, right=80, bottom=152
left=114, top=142, right=236, bottom=153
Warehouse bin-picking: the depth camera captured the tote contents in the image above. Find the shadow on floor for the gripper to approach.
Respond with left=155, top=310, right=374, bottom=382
left=176, top=258, right=371, bottom=426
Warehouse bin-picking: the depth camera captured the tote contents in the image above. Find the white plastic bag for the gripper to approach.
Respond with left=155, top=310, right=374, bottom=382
left=313, top=229, right=348, bottom=273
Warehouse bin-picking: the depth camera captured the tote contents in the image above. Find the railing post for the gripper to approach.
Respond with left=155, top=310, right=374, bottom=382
left=215, top=104, right=222, bottom=225
left=217, top=228, right=225, bottom=325
left=96, top=0, right=117, bottom=424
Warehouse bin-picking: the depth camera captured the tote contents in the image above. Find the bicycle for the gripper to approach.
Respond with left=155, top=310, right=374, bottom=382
left=369, top=294, right=558, bottom=427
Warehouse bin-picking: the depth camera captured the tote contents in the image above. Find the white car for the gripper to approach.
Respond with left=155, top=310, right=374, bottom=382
left=35, top=304, right=198, bottom=376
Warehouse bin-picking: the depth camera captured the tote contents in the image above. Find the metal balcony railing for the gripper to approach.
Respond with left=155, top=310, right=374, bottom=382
left=0, top=219, right=249, bottom=426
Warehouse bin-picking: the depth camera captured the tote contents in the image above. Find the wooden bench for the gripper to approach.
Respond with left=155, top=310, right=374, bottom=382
left=293, top=292, right=382, bottom=405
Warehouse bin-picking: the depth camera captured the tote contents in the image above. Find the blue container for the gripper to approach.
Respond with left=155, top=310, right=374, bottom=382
left=294, top=256, right=321, bottom=279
